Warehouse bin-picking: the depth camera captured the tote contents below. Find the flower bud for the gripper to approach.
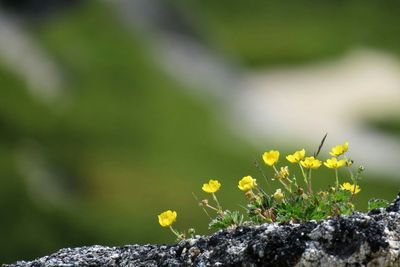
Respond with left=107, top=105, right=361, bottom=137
left=200, top=199, right=209, bottom=206
left=297, top=187, right=304, bottom=195
left=318, top=191, right=328, bottom=198
left=346, top=159, right=354, bottom=167
left=273, top=189, right=284, bottom=202
left=254, top=208, right=262, bottom=215
left=275, top=166, right=290, bottom=180
left=245, top=190, right=257, bottom=201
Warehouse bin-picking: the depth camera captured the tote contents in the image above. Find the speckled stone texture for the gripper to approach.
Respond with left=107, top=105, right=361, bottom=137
left=4, top=193, right=400, bottom=267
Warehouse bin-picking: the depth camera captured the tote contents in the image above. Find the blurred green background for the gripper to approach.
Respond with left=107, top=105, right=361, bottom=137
left=0, top=0, right=399, bottom=264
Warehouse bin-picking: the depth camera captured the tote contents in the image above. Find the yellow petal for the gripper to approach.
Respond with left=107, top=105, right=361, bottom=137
left=202, top=179, right=221, bottom=193
left=286, top=154, right=297, bottom=163
left=158, top=210, right=177, bottom=227
left=238, top=176, right=256, bottom=191
left=263, top=150, right=280, bottom=166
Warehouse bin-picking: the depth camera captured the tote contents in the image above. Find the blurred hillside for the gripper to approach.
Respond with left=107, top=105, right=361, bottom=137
left=178, top=0, right=400, bottom=67
left=1, top=0, right=399, bottom=264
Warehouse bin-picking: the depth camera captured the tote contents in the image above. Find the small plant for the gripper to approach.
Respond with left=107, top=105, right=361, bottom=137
left=368, top=198, right=389, bottom=211
left=158, top=137, right=389, bottom=239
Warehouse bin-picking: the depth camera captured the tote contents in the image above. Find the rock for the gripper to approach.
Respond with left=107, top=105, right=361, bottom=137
left=4, top=194, right=400, bottom=267
left=386, top=192, right=400, bottom=213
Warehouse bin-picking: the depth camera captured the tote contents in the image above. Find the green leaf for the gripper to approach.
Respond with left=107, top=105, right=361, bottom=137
left=368, top=198, right=389, bottom=211
left=209, top=210, right=244, bottom=230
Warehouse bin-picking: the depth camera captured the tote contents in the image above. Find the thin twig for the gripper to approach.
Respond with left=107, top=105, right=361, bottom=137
left=254, top=158, right=271, bottom=187
left=192, top=192, right=212, bottom=219
left=314, top=133, right=328, bottom=157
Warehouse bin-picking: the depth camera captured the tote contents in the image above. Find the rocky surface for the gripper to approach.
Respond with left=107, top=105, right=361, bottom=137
left=4, top=193, right=400, bottom=267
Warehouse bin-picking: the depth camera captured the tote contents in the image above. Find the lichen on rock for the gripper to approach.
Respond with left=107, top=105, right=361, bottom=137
left=4, top=193, right=400, bottom=267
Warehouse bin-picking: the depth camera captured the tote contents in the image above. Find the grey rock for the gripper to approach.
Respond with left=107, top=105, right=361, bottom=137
left=4, top=193, right=400, bottom=267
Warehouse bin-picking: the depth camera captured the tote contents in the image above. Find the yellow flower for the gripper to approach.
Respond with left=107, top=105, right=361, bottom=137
left=273, top=189, right=284, bottom=201
left=202, top=179, right=221, bottom=193
left=340, top=182, right=361, bottom=194
left=276, top=166, right=289, bottom=180
left=158, top=210, right=177, bottom=227
left=286, top=149, right=306, bottom=163
left=324, top=157, right=347, bottom=169
left=300, top=156, right=322, bottom=169
left=238, top=176, right=257, bottom=191
left=263, top=150, right=280, bottom=166
left=330, top=141, right=349, bottom=157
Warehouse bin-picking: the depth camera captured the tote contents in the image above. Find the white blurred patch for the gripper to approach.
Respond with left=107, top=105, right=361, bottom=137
left=82, top=1, right=400, bottom=178
left=15, top=142, right=72, bottom=205
left=0, top=11, right=63, bottom=103
left=234, top=49, right=400, bottom=176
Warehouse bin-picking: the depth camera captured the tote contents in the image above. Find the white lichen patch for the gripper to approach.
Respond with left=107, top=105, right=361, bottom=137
left=262, top=222, right=280, bottom=234
left=227, top=242, right=247, bottom=256
left=308, top=220, right=335, bottom=241
left=297, top=242, right=372, bottom=267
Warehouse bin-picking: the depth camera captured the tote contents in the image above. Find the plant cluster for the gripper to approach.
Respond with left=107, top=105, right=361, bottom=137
left=157, top=139, right=389, bottom=240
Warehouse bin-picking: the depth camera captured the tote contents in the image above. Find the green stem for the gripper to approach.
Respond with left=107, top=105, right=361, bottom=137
left=212, top=193, right=222, bottom=211
left=169, top=226, right=180, bottom=238
left=254, top=159, right=271, bottom=188
left=335, top=168, right=339, bottom=189
left=206, top=204, right=219, bottom=212
left=299, top=163, right=308, bottom=185
left=308, top=169, right=313, bottom=194
left=278, top=179, right=291, bottom=193
left=292, top=176, right=299, bottom=189
left=347, top=167, right=354, bottom=180
left=206, top=204, right=220, bottom=212
left=254, top=186, right=260, bottom=195
left=344, top=156, right=355, bottom=180
left=192, top=192, right=212, bottom=219
left=202, top=206, right=213, bottom=219
left=272, top=165, right=279, bottom=175
left=285, top=177, right=293, bottom=193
